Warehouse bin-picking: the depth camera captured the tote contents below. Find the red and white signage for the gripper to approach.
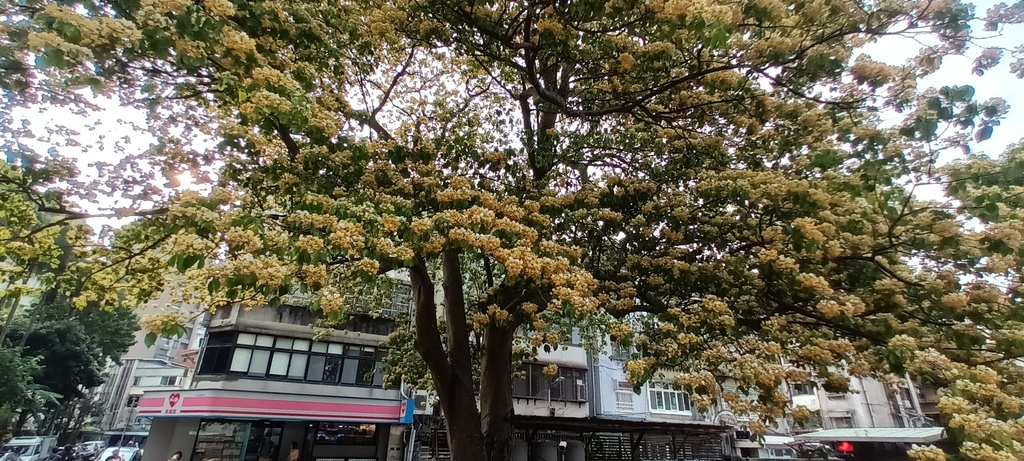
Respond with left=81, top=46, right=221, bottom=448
left=138, top=389, right=407, bottom=423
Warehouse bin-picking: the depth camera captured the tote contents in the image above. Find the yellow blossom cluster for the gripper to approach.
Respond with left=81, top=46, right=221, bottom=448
left=295, top=235, right=325, bottom=253
left=203, top=0, right=236, bottom=17
left=908, top=445, right=947, bottom=461
left=224, top=229, right=262, bottom=253
left=318, top=287, right=349, bottom=314
left=139, top=311, right=184, bottom=335
left=203, top=256, right=296, bottom=289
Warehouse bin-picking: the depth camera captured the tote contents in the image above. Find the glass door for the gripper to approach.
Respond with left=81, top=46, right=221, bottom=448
left=192, top=421, right=252, bottom=461
left=244, top=422, right=285, bottom=461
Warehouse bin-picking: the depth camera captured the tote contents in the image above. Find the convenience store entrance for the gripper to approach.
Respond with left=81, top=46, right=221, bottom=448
left=191, top=420, right=285, bottom=461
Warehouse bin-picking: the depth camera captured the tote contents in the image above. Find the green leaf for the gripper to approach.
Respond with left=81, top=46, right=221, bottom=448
left=207, top=278, right=220, bottom=294
left=144, top=332, right=158, bottom=348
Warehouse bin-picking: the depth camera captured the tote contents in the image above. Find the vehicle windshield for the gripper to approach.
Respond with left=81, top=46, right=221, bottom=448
left=0, top=446, right=35, bottom=456
left=98, top=449, right=138, bottom=461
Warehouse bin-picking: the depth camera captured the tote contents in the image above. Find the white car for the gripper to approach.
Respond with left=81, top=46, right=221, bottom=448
left=77, top=443, right=105, bottom=455
left=94, top=448, right=141, bottom=461
left=0, top=452, right=23, bottom=461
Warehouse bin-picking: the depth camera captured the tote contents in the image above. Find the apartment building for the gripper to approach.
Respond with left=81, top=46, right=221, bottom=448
left=587, top=343, right=730, bottom=461
left=412, top=330, right=730, bottom=461
left=138, top=285, right=415, bottom=461
left=94, top=294, right=209, bottom=445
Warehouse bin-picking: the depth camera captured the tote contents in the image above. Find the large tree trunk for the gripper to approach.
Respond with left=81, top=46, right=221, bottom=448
left=408, top=254, right=504, bottom=461
left=480, top=323, right=515, bottom=461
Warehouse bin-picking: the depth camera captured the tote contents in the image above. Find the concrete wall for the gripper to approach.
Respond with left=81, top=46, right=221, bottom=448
left=813, top=376, right=900, bottom=429
left=209, top=305, right=390, bottom=346
left=589, top=344, right=712, bottom=424
left=279, top=423, right=307, bottom=461
left=513, top=344, right=590, bottom=418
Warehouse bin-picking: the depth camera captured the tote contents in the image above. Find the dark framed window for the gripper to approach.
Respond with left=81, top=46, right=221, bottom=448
left=511, top=363, right=587, bottom=402
left=314, top=423, right=377, bottom=445
left=197, top=332, right=386, bottom=388
left=198, top=332, right=236, bottom=374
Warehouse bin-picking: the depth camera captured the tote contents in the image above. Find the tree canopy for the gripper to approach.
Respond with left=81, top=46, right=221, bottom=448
left=3, top=0, right=1024, bottom=460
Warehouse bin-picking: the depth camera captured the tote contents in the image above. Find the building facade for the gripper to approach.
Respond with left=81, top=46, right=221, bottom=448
left=94, top=292, right=209, bottom=444
left=413, top=335, right=729, bottom=461
left=767, top=374, right=944, bottom=460
left=140, top=287, right=415, bottom=461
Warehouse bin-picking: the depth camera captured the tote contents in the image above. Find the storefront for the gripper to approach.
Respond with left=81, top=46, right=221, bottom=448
left=138, top=389, right=413, bottom=461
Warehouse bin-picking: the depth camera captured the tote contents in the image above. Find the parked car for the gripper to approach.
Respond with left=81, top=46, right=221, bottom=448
left=75, top=442, right=105, bottom=461
left=0, top=452, right=23, bottom=461
left=0, top=437, right=58, bottom=461
left=94, top=448, right=141, bottom=461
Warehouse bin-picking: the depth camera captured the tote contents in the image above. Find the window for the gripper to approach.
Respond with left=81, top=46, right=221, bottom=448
left=132, top=376, right=142, bottom=386
left=198, top=332, right=234, bottom=374
left=383, top=285, right=413, bottom=318
left=197, top=331, right=386, bottom=387
left=770, top=448, right=795, bottom=458
left=648, top=382, right=691, bottom=413
left=230, top=348, right=253, bottom=372
left=350, top=284, right=412, bottom=319
left=610, top=343, right=631, bottom=361
left=615, top=381, right=635, bottom=412
left=830, top=416, right=855, bottom=428
left=159, top=376, right=179, bottom=386
left=315, top=423, right=376, bottom=445
left=790, top=383, right=813, bottom=395
left=510, top=363, right=587, bottom=402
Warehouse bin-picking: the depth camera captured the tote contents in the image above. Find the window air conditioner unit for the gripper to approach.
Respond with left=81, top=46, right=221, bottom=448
left=414, top=390, right=434, bottom=415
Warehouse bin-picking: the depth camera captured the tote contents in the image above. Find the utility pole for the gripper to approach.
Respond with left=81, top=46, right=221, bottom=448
left=119, top=396, right=140, bottom=446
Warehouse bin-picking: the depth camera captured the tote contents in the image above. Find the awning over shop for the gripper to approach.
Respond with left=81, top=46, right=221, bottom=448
left=509, top=415, right=728, bottom=436
left=762, top=435, right=795, bottom=446
left=139, top=388, right=413, bottom=424
left=794, top=427, right=945, bottom=444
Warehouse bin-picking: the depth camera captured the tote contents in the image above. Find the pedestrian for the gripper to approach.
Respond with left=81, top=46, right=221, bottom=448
left=168, top=451, right=183, bottom=461
left=256, top=433, right=275, bottom=461
left=104, top=449, right=124, bottom=461
left=287, top=442, right=298, bottom=461
left=60, top=445, right=75, bottom=461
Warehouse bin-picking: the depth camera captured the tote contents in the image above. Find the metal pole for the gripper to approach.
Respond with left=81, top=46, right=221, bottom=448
left=119, top=405, right=136, bottom=446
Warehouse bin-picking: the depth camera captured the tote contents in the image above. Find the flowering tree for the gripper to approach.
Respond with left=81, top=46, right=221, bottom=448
left=4, top=0, right=1024, bottom=460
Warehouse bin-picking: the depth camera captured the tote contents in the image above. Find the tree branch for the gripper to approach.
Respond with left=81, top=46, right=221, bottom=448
left=443, top=248, right=475, bottom=388
left=410, top=258, right=453, bottom=385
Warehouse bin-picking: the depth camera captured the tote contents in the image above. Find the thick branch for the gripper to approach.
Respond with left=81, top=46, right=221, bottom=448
left=372, top=48, right=417, bottom=117
left=442, top=248, right=474, bottom=385
left=410, top=258, right=452, bottom=385
left=835, top=255, right=925, bottom=287
left=273, top=121, right=302, bottom=162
